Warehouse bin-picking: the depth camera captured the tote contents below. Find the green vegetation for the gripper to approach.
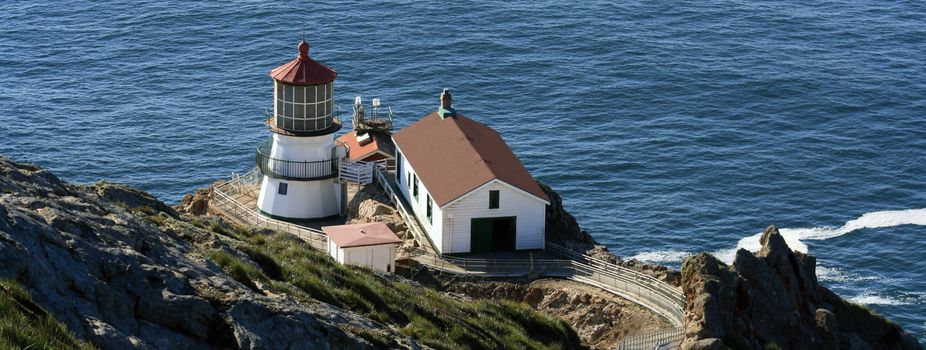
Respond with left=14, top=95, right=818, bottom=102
left=190, top=218, right=582, bottom=350
left=0, top=279, right=95, bottom=350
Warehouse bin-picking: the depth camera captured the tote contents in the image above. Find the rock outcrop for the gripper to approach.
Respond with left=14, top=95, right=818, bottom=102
left=346, top=185, right=409, bottom=239
left=681, top=225, right=921, bottom=350
left=176, top=186, right=213, bottom=216
left=0, top=157, right=378, bottom=349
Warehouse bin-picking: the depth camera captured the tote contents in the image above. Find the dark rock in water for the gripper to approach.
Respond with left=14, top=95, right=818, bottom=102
left=0, top=156, right=373, bottom=349
left=681, top=225, right=922, bottom=350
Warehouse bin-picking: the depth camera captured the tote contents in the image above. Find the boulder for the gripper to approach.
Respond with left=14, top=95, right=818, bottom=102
left=176, top=188, right=211, bottom=216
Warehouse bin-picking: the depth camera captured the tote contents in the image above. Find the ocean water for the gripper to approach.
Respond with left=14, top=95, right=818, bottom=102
left=1, top=1, right=924, bottom=343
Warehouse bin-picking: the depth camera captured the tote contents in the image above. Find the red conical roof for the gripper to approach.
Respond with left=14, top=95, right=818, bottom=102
left=269, top=39, right=337, bottom=85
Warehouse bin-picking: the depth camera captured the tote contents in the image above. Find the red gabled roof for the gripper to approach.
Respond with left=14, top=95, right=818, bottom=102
left=392, top=112, right=549, bottom=207
left=269, top=40, right=337, bottom=85
left=322, top=222, right=402, bottom=248
left=337, top=131, right=396, bottom=161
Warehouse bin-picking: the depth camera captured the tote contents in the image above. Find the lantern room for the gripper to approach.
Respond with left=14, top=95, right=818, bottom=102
left=269, top=40, right=340, bottom=135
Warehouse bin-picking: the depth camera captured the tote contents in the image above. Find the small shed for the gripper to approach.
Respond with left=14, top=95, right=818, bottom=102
left=323, top=222, right=402, bottom=273
left=336, top=131, right=395, bottom=164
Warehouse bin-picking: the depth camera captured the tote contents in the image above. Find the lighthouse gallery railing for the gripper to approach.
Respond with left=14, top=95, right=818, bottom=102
left=254, top=140, right=339, bottom=181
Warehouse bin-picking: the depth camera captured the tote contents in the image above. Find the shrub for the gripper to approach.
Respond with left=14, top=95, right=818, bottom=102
left=0, top=279, right=95, bottom=350
left=207, top=251, right=266, bottom=291
left=186, top=217, right=583, bottom=349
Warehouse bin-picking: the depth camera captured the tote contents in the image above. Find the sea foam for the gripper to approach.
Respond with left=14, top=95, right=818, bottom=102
left=631, top=208, right=926, bottom=266
left=849, top=291, right=923, bottom=306
left=729, top=207, right=926, bottom=263
left=628, top=249, right=693, bottom=264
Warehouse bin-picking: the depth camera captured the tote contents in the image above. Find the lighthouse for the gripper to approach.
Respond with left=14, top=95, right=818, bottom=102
left=255, top=39, right=346, bottom=220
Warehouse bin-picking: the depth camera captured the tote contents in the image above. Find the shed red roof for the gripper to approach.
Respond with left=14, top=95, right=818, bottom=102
left=322, top=222, right=402, bottom=248
left=269, top=40, right=337, bottom=85
left=336, top=131, right=395, bottom=161
left=392, top=112, right=549, bottom=207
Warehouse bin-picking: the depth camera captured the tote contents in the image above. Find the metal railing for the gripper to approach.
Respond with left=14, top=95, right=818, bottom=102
left=212, top=167, right=687, bottom=348
left=211, top=171, right=329, bottom=251
left=352, top=102, right=393, bottom=133
left=411, top=246, right=685, bottom=329
left=255, top=140, right=339, bottom=181
left=615, top=328, right=685, bottom=350
left=372, top=165, right=440, bottom=254
left=546, top=243, right=685, bottom=314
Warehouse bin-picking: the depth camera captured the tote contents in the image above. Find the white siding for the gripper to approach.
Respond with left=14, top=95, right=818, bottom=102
left=395, top=146, right=444, bottom=252
left=257, top=176, right=342, bottom=219
left=442, top=180, right=546, bottom=253
left=329, top=242, right=397, bottom=273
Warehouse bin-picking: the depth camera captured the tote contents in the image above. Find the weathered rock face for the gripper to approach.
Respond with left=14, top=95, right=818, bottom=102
left=346, top=185, right=410, bottom=240
left=0, top=157, right=376, bottom=349
left=176, top=186, right=213, bottom=216
left=681, top=225, right=922, bottom=350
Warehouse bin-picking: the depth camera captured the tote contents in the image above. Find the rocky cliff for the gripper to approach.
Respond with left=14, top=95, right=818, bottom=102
left=0, top=157, right=583, bottom=349
left=681, top=225, right=921, bottom=350
left=0, top=157, right=378, bottom=349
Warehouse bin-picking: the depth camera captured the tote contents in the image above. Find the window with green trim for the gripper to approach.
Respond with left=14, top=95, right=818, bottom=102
left=426, top=194, right=432, bottom=223
left=413, top=175, right=419, bottom=199
left=489, top=190, right=499, bottom=209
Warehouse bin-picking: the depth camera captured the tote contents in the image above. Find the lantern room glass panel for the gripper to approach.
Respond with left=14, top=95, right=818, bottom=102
left=273, top=81, right=335, bottom=132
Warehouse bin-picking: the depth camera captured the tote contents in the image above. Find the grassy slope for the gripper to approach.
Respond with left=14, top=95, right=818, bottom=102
left=0, top=279, right=95, bottom=350
left=164, top=214, right=583, bottom=350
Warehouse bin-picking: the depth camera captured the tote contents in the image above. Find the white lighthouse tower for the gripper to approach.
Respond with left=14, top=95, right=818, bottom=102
left=256, top=39, right=345, bottom=220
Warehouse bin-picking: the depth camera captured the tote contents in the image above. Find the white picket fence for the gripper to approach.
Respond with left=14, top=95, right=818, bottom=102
left=339, top=160, right=374, bottom=185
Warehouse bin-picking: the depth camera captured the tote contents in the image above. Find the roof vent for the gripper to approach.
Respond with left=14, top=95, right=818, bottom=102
left=356, top=132, right=373, bottom=146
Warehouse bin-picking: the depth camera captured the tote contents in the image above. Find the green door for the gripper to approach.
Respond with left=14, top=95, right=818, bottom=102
left=470, top=218, right=494, bottom=253
left=470, top=217, right=517, bottom=253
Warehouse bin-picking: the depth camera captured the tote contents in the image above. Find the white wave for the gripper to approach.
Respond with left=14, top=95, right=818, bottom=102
left=816, top=265, right=881, bottom=283
left=734, top=207, right=926, bottom=256
left=629, top=249, right=691, bottom=264
left=850, top=291, right=917, bottom=306
left=712, top=248, right=739, bottom=265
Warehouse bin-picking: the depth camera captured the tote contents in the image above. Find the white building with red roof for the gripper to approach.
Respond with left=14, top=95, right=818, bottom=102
left=392, top=90, right=550, bottom=254
left=323, top=222, right=402, bottom=273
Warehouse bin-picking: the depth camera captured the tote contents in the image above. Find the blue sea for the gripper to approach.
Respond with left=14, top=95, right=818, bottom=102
left=1, top=1, right=924, bottom=343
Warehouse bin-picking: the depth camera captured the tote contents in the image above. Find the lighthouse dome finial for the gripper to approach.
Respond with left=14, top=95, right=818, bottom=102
left=298, top=40, right=310, bottom=59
